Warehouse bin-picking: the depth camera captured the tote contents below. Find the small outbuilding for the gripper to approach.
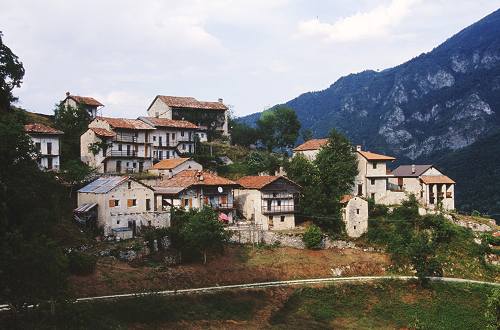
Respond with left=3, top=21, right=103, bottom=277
left=340, top=195, right=368, bottom=238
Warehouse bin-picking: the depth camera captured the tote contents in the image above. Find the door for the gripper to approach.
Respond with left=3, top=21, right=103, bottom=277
left=47, top=157, right=53, bottom=170
left=267, top=200, right=272, bottom=211
left=126, top=145, right=131, bottom=156
left=139, top=162, right=144, bottom=172
left=128, top=220, right=136, bottom=236
left=47, top=142, right=52, bottom=155
left=116, top=160, right=122, bottom=173
left=357, top=184, right=363, bottom=196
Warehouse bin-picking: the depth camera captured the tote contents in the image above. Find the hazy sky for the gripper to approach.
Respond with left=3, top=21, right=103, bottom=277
left=1, top=1, right=499, bottom=118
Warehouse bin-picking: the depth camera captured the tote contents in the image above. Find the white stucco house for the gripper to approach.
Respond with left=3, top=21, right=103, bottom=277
left=146, top=95, right=229, bottom=139
left=235, top=176, right=301, bottom=231
left=340, top=195, right=369, bottom=238
left=138, top=116, right=199, bottom=160
left=24, top=123, right=64, bottom=171
left=62, top=92, right=104, bottom=119
left=292, top=138, right=329, bottom=160
left=390, top=165, right=455, bottom=211
left=80, top=117, right=156, bottom=174
left=76, top=176, right=169, bottom=237
left=148, top=158, right=203, bottom=178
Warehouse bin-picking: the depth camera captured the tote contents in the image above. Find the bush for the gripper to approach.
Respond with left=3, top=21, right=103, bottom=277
left=302, top=225, right=323, bottom=249
left=471, top=210, right=481, bottom=216
left=68, top=251, right=97, bottom=275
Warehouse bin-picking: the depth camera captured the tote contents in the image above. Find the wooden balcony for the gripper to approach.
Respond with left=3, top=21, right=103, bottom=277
left=261, top=205, right=295, bottom=214
left=106, top=150, right=150, bottom=158
left=261, top=192, right=294, bottom=199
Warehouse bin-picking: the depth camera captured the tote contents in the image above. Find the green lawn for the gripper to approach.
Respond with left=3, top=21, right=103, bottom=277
left=270, top=280, right=497, bottom=329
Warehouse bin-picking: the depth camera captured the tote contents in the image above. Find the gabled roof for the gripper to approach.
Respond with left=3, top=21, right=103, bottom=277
left=357, top=150, right=395, bottom=161
left=340, top=194, right=353, bottom=204
left=236, top=175, right=300, bottom=190
left=90, top=127, right=116, bottom=137
left=139, top=116, right=198, bottom=129
left=293, top=138, right=329, bottom=151
left=96, top=117, right=155, bottom=130
left=66, top=95, right=103, bottom=107
left=392, top=165, right=433, bottom=177
left=78, top=176, right=152, bottom=194
left=154, top=170, right=238, bottom=194
left=152, top=158, right=190, bottom=170
left=152, top=95, right=227, bottom=111
left=24, top=123, right=63, bottom=135
left=420, top=175, right=455, bottom=184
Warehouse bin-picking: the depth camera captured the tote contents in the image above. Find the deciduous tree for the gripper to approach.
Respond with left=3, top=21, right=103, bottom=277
left=257, top=106, right=301, bottom=152
left=0, top=31, right=24, bottom=112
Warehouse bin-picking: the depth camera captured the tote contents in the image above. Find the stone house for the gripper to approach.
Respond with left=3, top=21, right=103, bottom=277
left=153, top=170, right=238, bottom=223
left=340, top=195, right=368, bottom=238
left=62, top=92, right=104, bottom=119
left=80, top=117, right=156, bottom=174
left=149, top=158, right=203, bottom=178
left=292, top=138, right=329, bottom=160
left=390, top=165, right=455, bottom=210
left=235, top=176, right=301, bottom=231
left=24, top=123, right=64, bottom=171
left=76, top=176, right=169, bottom=237
left=138, top=116, right=199, bottom=160
left=146, top=95, right=229, bottom=138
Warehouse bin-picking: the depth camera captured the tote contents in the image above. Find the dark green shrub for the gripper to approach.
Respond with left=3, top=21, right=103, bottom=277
left=302, top=225, right=323, bottom=249
left=471, top=210, right=481, bottom=216
left=68, top=251, right=97, bottom=275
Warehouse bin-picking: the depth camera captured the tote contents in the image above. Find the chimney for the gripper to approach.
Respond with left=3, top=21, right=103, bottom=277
left=356, top=145, right=362, bottom=152
left=218, top=98, right=223, bottom=103
left=66, top=91, right=70, bottom=97
left=411, top=164, right=416, bottom=174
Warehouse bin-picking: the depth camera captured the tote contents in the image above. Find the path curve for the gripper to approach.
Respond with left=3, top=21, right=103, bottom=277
left=1, top=276, right=498, bottom=311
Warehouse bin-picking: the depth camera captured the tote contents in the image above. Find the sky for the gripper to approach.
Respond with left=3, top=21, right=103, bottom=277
left=1, top=0, right=499, bottom=118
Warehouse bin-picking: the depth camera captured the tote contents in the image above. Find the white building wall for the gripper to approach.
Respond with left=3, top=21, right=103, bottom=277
left=147, top=99, right=172, bottom=119
left=293, top=149, right=320, bottom=161
left=342, top=197, right=368, bottom=238
left=29, top=134, right=61, bottom=171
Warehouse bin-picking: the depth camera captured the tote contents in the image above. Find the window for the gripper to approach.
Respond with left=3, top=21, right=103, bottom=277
left=117, top=220, right=120, bottom=225
left=189, top=144, right=192, bottom=153
left=153, top=136, right=156, bottom=141
left=371, top=179, right=375, bottom=185
left=183, top=198, right=189, bottom=207
left=181, top=131, right=185, bottom=137
left=277, top=200, right=281, bottom=206
left=126, top=162, right=130, bottom=167
left=127, top=199, right=137, bottom=207
left=172, top=133, right=175, bottom=140
left=182, top=144, right=186, bottom=150
left=146, top=199, right=151, bottom=211
left=133, top=163, right=137, bottom=168
left=46, top=142, right=52, bottom=155
left=356, top=209, right=360, bottom=215
left=372, top=162, right=377, bottom=169
left=128, top=181, right=131, bottom=189
left=153, top=151, right=157, bottom=158
left=47, top=158, right=53, bottom=169
left=159, top=151, right=163, bottom=159
left=420, top=190, right=424, bottom=198
left=159, top=136, right=162, bottom=146
left=109, top=199, right=120, bottom=207
left=35, top=142, right=41, bottom=151
left=118, top=144, right=122, bottom=151
left=148, top=220, right=151, bottom=226
left=371, top=193, right=375, bottom=200
left=354, top=226, right=356, bottom=230
left=280, top=216, right=285, bottom=222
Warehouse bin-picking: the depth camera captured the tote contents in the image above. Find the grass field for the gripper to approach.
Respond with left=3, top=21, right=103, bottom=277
left=3, top=280, right=496, bottom=329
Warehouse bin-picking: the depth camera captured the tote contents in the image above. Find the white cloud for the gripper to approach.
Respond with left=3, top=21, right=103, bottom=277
left=297, top=0, right=422, bottom=42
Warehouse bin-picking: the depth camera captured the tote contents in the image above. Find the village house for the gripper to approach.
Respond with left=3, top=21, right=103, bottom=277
left=340, top=195, right=369, bottom=238
left=292, top=138, right=329, bottom=160
left=76, top=176, right=169, bottom=238
left=146, top=95, right=229, bottom=139
left=390, top=165, right=455, bottom=211
left=138, top=116, right=199, bottom=160
left=148, top=158, right=203, bottom=178
left=235, top=176, right=301, bottom=231
left=80, top=117, right=155, bottom=173
left=61, top=92, right=104, bottom=119
left=24, top=123, right=64, bottom=171
left=153, top=170, right=238, bottom=223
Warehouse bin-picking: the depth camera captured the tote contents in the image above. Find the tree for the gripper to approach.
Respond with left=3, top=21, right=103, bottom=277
left=59, top=160, right=96, bottom=197
left=54, top=102, right=92, bottom=163
left=485, top=288, right=500, bottom=330
left=407, top=231, right=442, bottom=286
left=302, top=224, right=323, bottom=249
left=229, top=118, right=259, bottom=147
left=301, top=128, right=313, bottom=142
left=256, top=106, right=301, bottom=152
left=0, top=31, right=25, bottom=112
left=179, top=207, right=231, bottom=264
left=245, top=151, right=280, bottom=175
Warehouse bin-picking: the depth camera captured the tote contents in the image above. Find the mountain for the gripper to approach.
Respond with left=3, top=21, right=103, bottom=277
left=240, top=9, right=500, bottom=163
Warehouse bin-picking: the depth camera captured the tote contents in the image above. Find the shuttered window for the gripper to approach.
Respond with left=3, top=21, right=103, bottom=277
left=127, top=199, right=137, bottom=207
left=109, top=199, right=119, bottom=207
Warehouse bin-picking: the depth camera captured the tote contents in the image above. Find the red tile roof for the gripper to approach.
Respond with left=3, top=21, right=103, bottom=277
left=420, top=175, right=455, bottom=184
left=140, top=117, right=198, bottom=129
left=155, top=170, right=237, bottom=191
left=340, top=194, right=353, bottom=204
left=357, top=150, right=395, bottom=161
left=293, top=138, right=329, bottom=151
left=236, top=175, right=300, bottom=190
left=67, top=95, right=103, bottom=107
left=90, top=127, right=116, bottom=137
left=156, top=95, right=227, bottom=111
left=152, top=158, right=190, bottom=170
left=24, top=123, right=63, bottom=135
left=96, top=117, right=155, bottom=130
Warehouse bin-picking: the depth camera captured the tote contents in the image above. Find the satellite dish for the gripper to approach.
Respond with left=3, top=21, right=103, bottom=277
left=217, top=186, right=223, bottom=193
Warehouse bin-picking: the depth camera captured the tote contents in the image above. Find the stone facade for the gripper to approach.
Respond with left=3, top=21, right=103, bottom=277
left=341, top=196, right=369, bottom=238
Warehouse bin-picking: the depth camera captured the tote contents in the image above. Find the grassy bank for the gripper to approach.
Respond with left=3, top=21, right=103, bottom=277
left=2, top=280, right=496, bottom=329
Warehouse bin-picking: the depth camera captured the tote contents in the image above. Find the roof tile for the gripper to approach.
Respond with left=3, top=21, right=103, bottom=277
left=157, top=95, right=227, bottom=111
left=293, top=138, right=329, bottom=151
left=139, top=117, right=198, bottom=129
left=24, top=123, right=63, bottom=135
left=96, top=117, right=155, bottom=130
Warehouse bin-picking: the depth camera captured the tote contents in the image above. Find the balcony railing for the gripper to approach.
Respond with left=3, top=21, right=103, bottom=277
left=106, top=150, right=151, bottom=158
left=387, top=182, right=404, bottom=192
left=261, top=192, right=294, bottom=199
left=261, top=205, right=295, bottom=214
left=113, top=135, right=150, bottom=144
left=209, top=203, right=234, bottom=210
